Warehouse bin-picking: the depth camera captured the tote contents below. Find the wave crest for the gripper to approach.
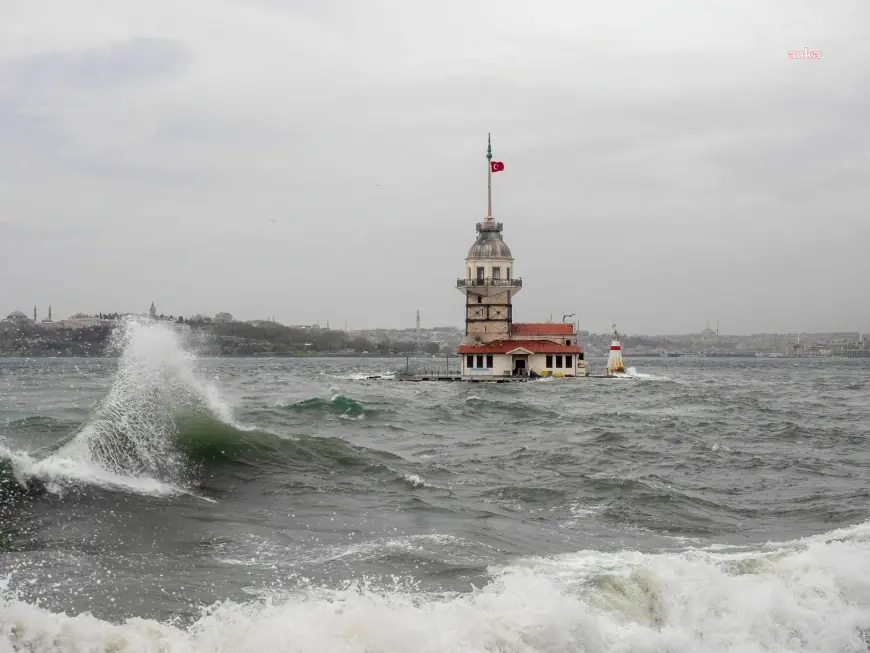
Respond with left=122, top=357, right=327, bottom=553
left=3, top=519, right=870, bottom=652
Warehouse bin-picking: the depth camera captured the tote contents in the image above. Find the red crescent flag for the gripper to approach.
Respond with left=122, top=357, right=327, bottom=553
left=490, top=161, right=504, bottom=172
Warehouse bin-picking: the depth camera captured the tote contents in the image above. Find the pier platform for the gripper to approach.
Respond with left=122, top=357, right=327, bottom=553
left=391, top=370, right=617, bottom=382
left=388, top=359, right=624, bottom=382
left=395, top=373, right=528, bottom=383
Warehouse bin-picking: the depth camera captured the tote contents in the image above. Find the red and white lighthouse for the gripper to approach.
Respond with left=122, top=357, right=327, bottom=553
left=606, top=325, right=626, bottom=376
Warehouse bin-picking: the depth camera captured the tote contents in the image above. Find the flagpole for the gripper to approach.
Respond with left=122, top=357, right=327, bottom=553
left=486, top=132, right=492, bottom=218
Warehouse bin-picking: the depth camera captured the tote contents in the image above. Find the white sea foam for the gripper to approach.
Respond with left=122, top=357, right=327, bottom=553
left=605, top=366, right=669, bottom=381
left=334, top=372, right=395, bottom=381
left=3, top=520, right=870, bottom=652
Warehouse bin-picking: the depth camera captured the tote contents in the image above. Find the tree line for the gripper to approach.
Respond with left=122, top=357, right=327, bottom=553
left=68, top=315, right=445, bottom=354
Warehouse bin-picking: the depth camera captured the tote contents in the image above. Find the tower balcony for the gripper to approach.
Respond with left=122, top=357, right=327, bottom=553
left=457, top=278, right=523, bottom=290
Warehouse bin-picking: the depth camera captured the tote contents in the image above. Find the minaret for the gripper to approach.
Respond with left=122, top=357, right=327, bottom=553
left=456, top=134, right=520, bottom=342
left=33, top=306, right=37, bottom=322
left=149, top=302, right=157, bottom=319
left=416, top=309, right=420, bottom=336
left=48, top=305, right=52, bottom=321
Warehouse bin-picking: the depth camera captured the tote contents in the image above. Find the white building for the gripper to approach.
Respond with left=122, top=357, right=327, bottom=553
left=455, top=135, right=588, bottom=379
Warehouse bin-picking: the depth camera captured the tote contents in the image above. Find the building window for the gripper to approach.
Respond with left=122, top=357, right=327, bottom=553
left=545, top=355, right=553, bottom=368
left=492, top=267, right=500, bottom=280
left=556, top=355, right=563, bottom=368
left=566, top=340, right=571, bottom=346
left=476, top=267, right=485, bottom=281
left=477, top=296, right=482, bottom=304
left=476, top=355, right=484, bottom=368
left=466, top=355, right=473, bottom=368
left=565, top=355, right=572, bottom=367
left=506, top=267, right=511, bottom=279
left=486, top=355, right=493, bottom=368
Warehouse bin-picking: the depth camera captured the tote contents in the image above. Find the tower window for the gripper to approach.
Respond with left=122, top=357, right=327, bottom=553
left=477, top=296, right=482, bottom=304
left=555, top=355, right=563, bottom=368
left=566, top=340, right=571, bottom=346
left=545, top=355, right=553, bottom=368
left=506, top=267, right=511, bottom=279
left=565, top=355, right=573, bottom=367
left=476, top=267, right=485, bottom=281
left=466, top=355, right=473, bottom=368
left=486, top=355, right=493, bottom=368
left=492, top=267, right=500, bottom=280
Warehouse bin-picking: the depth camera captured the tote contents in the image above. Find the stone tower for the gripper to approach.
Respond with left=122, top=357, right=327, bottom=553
left=456, top=134, right=522, bottom=343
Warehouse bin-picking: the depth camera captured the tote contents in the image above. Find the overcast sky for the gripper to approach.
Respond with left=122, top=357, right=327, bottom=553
left=0, top=0, right=867, bottom=335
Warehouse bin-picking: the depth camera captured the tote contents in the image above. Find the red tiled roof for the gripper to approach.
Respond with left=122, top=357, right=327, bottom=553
left=511, top=322, right=574, bottom=336
left=457, top=339, right=582, bottom=355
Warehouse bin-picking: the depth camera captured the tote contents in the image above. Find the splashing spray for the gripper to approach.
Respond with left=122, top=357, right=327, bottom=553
left=7, top=317, right=237, bottom=496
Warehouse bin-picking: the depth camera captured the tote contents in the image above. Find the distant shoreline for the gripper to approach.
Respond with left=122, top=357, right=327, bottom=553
left=0, top=352, right=822, bottom=360
left=0, top=352, right=452, bottom=359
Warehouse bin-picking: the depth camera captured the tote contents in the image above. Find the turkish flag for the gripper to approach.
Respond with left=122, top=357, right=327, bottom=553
left=490, top=161, right=504, bottom=172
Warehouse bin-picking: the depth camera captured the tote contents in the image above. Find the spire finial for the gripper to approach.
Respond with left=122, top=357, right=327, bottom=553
left=486, top=132, right=492, bottom=160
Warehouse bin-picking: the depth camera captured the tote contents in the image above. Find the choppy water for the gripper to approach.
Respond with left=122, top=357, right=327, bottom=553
left=2, top=319, right=870, bottom=652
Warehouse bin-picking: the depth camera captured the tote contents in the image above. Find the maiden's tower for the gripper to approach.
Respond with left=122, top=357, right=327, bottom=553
left=456, top=136, right=589, bottom=379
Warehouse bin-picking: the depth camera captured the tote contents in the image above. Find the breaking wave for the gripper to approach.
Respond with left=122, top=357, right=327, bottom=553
left=0, top=319, right=415, bottom=504
left=2, top=519, right=870, bottom=652
left=0, top=318, right=239, bottom=498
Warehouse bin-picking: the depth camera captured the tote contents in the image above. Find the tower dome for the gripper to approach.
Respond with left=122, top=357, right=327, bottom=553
left=467, top=217, right=512, bottom=260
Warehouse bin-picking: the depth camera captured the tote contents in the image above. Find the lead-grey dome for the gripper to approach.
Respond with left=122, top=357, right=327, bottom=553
left=466, top=219, right=513, bottom=260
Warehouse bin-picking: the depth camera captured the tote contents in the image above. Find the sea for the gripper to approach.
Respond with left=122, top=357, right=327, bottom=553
left=1, top=318, right=870, bottom=652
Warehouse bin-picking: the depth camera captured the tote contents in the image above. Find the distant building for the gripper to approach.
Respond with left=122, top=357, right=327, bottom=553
left=149, top=302, right=157, bottom=319
left=54, top=317, right=113, bottom=329
left=214, top=312, right=234, bottom=323
left=4, top=310, right=29, bottom=324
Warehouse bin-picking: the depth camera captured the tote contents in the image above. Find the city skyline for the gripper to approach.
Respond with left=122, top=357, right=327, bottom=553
left=4, top=303, right=869, bottom=338
left=1, top=1, right=867, bottom=334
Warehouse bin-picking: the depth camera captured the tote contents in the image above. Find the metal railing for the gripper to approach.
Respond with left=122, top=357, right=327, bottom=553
left=397, top=367, right=462, bottom=378
left=396, top=355, right=462, bottom=378
left=456, top=278, right=523, bottom=289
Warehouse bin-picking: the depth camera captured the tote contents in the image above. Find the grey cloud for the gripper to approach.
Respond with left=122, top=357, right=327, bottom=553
left=0, top=38, right=190, bottom=95
left=1, top=1, right=868, bottom=333
left=0, top=101, right=66, bottom=149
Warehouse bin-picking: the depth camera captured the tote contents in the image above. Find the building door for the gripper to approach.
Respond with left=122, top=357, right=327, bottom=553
left=512, top=356, right=528, bottom=376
